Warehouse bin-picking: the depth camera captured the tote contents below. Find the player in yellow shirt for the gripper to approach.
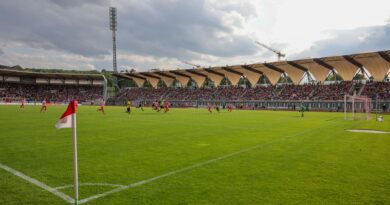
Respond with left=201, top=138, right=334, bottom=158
left=126, top=100, right=131, bottom=115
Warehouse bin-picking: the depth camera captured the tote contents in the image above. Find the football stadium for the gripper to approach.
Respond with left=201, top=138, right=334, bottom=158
left=1, top=1, right=390, bottom=205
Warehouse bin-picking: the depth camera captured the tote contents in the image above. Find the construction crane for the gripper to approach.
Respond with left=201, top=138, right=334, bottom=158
left=255, top=41, right=286, bottom=61
left=181, top=61, right=201, bottom=68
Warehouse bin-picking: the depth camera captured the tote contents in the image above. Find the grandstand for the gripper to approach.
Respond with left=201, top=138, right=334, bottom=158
left=112, top=50, right=390, bottom=112
left=1, top=50, right=389, bottom=111
left=0, top=68, right=107, bottom=104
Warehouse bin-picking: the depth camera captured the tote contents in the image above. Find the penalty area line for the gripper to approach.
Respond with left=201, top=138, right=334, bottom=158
left=0, top=163, right=74, bottom=204
left=79, top=121, right=338, bottom=204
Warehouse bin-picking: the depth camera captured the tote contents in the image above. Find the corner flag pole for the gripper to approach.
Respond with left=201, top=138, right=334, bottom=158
left=71, top=114, right=79, bottom=205
left=55, top=100, right=79, bottom=205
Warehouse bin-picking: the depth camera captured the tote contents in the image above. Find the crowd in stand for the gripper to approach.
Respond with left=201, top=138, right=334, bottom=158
left=114, top=81, right=390, bottom=102
left=116, top=87, right=169, bottom=101
left=213, top=86, right=246, bottom=100
left=0, top=82, right=103, bottom=103
left=167, top=88, right=214, bottom=100
left=241, top=86, right=275, bottom=100
left=312, top=81, right=353, bottom=100
left=1, top=81, right=389, bottom=104
left=361, top=82, right=390, bottom=100
left=274, top=84, right=315, bottom=100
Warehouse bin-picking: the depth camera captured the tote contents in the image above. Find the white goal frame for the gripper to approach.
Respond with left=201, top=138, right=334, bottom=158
left=344, top=94, right=372, bottom=120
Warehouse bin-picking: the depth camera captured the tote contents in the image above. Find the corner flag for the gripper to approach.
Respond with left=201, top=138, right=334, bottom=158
left=56, top=100, right=77, bottom=129
left=56, top=100, right=79, bottom=205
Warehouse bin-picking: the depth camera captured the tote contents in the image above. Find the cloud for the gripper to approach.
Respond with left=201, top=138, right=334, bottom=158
left=0, top=46, right=100, bottom=70
left=114, top=0, right=259, bottom=60
left=0, top=0, right=111, bottom=57
left=0, top=0, right=259, bottom=60
left=0, top=0, right=264, bottom=70
left=50, top=0, right=108, bottom=8
left=292, top=24, right=390, bottom=59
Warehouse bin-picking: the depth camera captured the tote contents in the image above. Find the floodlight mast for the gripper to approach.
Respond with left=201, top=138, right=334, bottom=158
left=255, top=41, right=286, bottom=61
left=109, top=7, right=118, bottom=90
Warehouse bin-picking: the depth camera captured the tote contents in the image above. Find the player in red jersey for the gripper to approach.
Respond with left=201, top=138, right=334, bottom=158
left=153, top=100, right=159, bottom=110
left=97, top=98, right=105, bottom=114
left=40, top=99, right=47, bottom=112
left=227, top=104, right=233, bottom=112
left=207, top=103, right=212, bottom=113
left=20, top=98, right=25, bottom=108
left=164, top=100, right=170, bottom=113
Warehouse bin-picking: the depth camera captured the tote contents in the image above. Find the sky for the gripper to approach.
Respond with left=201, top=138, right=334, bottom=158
left=0, top=0, right=389, bottom=72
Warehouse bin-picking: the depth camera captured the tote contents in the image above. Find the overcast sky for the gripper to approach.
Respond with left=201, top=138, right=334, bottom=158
left=0, top=0, right=389, bottom=71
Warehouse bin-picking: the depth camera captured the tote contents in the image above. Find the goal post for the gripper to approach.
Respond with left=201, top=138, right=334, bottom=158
left=344, top=94, right=372, bottom=120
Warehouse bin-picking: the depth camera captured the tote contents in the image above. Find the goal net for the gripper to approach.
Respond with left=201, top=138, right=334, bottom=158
left=344, top=95, right=371, bottom=120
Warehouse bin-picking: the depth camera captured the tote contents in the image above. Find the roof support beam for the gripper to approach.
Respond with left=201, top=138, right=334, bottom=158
left=222, top=66, right=243, bottom=76
left=169, top=70, right=191, bottom=78
left=313, top=58, right=334, bottom=71
left=185, top=70, right=208, bottom=78
left=125, top=73, right=146, bottom=80
left=119, top=73, right=145, bottom=87
left=378, top=51, right=390, bottom=63
left=263, top=63, right=285, bottom=73
left=241, top=65, right=263, bottom=75
left=287, top=61, right=308, bottom=72
left=343, top=55, right=363, bottom=68
left=204, top=68, right=225, bottom=77
left=343, top=55, right=369, bottom=78
left=155, top=71, right=176, bottom=79
left=119, top=74, right=131, bottom=80
left=139, top=72, right=160, bottom=79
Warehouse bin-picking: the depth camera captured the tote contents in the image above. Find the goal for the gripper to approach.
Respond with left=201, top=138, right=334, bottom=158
left=344, top=95, right=371, bottom=120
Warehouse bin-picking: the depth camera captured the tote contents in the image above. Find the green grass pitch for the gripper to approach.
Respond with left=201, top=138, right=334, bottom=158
left=0, top=105, right=389, bottom=204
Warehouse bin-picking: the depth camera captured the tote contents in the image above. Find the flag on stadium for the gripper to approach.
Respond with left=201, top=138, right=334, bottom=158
left=55, top=100, right=77, bottom=129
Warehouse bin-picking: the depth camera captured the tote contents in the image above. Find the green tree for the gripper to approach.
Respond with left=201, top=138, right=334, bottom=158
left=220, top=77, right=232, bottom=86
left=325, top=73, right=343, bottom=81
left=258, top=76, right=270, bottom=85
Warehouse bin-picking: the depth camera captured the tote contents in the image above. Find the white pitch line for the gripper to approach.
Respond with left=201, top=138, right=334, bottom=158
left=78, top=185, right=129, bottom=204
left=54, top=182, right=126, bottom=190
left=0, top=163, right=74, bottom=204
left=78, top=145, right=262, bottom=204
left=346, top=129, right=390, bottom=134
left=79, top=121, right=339, bottom=204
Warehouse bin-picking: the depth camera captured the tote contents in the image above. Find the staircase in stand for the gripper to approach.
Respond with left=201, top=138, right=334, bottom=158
left=308, top=86, right=319, bottom=98
left=357, top=83, right=366, bottom=96
left=210, top=88, right=219, bottom=100
left=273, top=85, right=285, bottom=98
left=162, top=89, right=172, bottom=99
left=238, top=88, right=248, bottom=100
left=349, top=83, right=356, bottom=95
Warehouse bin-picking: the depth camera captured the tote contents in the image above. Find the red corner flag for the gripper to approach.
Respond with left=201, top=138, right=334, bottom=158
left=55, top=100, right=80, bottom=204
left=56, top=100, right=77, bottom=129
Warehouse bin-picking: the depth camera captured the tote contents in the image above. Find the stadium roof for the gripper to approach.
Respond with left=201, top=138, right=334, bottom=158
left=119, top=50, right=390, bottom=87
left=0, top=68, right=104, bottom=80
